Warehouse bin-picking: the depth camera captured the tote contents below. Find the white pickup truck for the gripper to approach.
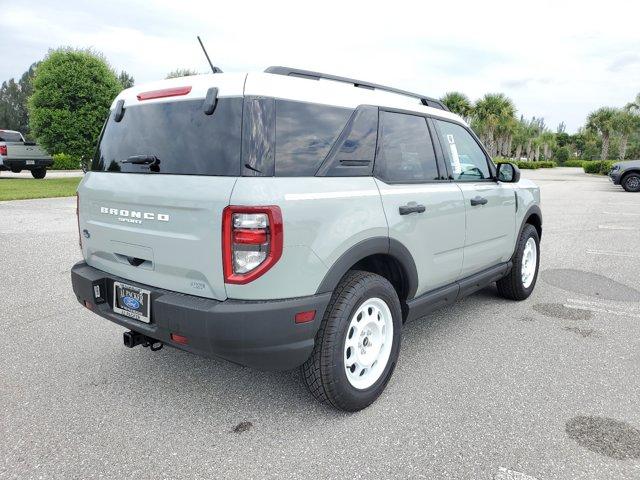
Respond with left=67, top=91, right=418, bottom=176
left=0, top=129, right=53, bottom=179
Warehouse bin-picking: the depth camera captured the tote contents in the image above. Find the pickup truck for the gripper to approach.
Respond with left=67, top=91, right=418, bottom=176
left=0, top=129, right=53, bottom=179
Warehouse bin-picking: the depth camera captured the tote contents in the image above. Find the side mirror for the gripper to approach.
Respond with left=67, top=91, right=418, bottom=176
left=496, top=162, right=520, bottom=183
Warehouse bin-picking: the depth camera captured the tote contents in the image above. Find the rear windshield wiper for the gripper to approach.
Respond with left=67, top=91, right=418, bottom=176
left=123, top=155, right=159, bottom=165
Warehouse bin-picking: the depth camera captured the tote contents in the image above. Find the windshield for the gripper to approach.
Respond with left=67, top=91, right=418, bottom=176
left=0, top=131, right=24, bottom=142
left=92, top=98, right=243, bottom=176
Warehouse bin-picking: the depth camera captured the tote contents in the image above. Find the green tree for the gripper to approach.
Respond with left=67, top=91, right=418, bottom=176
left=625, top=93, right=640, bottom=115
left=440, top=91, right=473, bottom=120
left=586, top=107, right=617, bottom=160
left=28, top=48, right=120, bottom=160
left=165, top=68, right=199, bottom=79
left=118, top=71, right=135, bottom=89
left=0, top=62, right=39, bottom=135
left=613, top=110, right=640, bottom=160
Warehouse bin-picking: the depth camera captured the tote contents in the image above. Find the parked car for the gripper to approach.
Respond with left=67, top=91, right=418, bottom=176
left=0, top=129, right=53, bottom=178
left=71, top=68, right=542, bottom=411
left=609, top=160, right=640, bottom=192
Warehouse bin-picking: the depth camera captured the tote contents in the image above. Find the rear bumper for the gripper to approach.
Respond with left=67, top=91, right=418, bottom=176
left=0, top=157, right=53, bottom=170
left=71, top=262, right=331, bottom=371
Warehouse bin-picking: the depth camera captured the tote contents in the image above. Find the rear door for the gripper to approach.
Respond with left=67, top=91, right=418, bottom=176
left=374, top=110, right=466, bottom=296
left=78, top=76, right=246, bottom=301
left=432, top=118, right=516, bottom=277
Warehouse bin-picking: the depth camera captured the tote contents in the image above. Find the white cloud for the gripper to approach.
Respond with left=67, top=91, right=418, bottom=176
left=1, top=0, right=639, bottom=132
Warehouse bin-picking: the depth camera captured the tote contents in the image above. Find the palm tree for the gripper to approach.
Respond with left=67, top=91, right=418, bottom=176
left=625, top=93, right=640, bottom=115
left=613, top=110, right=640, bottom=160
left=586, top=107, right=618, bottom=160
left=539, top=131, right=556, bottom=160
left=440, top=92, right=473, bottom=121
left=472, top=93, right=516, bottom=157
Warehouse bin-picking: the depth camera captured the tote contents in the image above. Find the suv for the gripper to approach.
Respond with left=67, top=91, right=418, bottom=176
left=609, top=160, right=640, bottom=192
left=71, top=67, right=542, bottom=411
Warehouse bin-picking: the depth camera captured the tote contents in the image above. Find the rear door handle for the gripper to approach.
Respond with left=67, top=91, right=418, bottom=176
left=399, top=203, right=426, bottom=215
left=470, top=196, right=488, bottom=206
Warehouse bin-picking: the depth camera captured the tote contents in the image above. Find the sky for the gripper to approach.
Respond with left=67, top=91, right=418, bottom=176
left=1, top=0, right=639, bottom=133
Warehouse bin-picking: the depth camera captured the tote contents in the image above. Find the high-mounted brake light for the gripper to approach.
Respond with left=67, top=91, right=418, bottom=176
left=136, top=86, right=192, bottom=101
left=222, top=206, right=283, bottom=284
left=0, top=145, right=7, bottom=156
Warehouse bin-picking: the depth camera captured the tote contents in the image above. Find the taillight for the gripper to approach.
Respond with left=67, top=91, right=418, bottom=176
left=76, top=193, right=82, bottom=249
left=222, top=206, right=283, bottom=284
left=0, top=145, right=7, bottom=156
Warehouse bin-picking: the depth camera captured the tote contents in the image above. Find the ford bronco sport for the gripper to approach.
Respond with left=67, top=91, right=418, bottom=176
left=71, top=67, right=542, bottom=411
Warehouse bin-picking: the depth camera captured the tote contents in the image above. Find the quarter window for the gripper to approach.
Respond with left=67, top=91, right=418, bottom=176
left=434, top=119, right=491, bottom=181
left=275, top=100, right=352, bottom=176
left=375, top=111, right=439, bottom=183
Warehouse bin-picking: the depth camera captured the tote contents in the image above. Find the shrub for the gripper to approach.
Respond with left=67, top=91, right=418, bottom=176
left=52, top=153, right=80, bottom=170
left=512, top=160, right=556, bottom=169
left=28, top=47, right=121, bottom=161
left=554, top=146, right=571, bottom=164
left=562, top=160, right=585, bottom=168
left=583, top=161, right=615, bottom=175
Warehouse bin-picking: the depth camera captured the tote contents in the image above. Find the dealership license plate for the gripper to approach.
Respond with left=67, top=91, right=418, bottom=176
left=26, top=160, right=35, bottom=165
left=113, top=282, right=151, bottom=323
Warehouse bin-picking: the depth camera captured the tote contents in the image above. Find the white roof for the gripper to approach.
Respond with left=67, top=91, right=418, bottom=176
left=112, top=71, right=465, bottom=125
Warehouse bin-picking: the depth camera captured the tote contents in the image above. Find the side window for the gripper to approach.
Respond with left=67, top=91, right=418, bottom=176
left=242, top=97, right=275, bottom=176
left=275, top=100, right=352, bottom=176
left=434, top=119, right=491, bottom=181
left=375, top=111, right=439, bottom=183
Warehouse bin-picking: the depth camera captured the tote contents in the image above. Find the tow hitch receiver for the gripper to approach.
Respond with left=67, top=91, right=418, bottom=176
left=123, top=331, right=163, bottom=351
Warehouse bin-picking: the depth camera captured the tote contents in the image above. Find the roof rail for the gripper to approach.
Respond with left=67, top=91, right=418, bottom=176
left=264, top=66, right=449, bottom=111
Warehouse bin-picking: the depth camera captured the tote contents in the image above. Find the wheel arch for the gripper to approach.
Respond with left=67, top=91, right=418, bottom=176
left=621, top=169, right=640, bottom=184
left=315, top=237, right=419, bottom=307
left=522, top=205, right=542, bottom=240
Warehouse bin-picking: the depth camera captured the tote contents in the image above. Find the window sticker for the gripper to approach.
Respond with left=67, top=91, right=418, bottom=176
left=446, top=134, right=462, bottom=175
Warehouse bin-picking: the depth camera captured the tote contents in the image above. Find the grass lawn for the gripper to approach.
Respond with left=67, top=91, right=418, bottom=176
left=0, top=177, right=81, bottom=201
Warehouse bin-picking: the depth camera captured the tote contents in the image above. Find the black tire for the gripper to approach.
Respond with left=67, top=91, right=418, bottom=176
left=496, top=224, right=540, bottom=301
left=11, top=169, right=22, bottom=174
left=31, top=168, right=46, bottom=179
left=622, top=173, right=640, bottom=192
left=301, top=270, right=402, bottom=411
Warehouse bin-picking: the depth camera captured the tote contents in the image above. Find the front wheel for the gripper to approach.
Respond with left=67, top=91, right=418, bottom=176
left=622, top=173, right=640, bottom=192
left=31, top=168, right=46, bottom=179
left=496, top=223, right=540, bottom=300
left=301, top=270, right=402, bottom=411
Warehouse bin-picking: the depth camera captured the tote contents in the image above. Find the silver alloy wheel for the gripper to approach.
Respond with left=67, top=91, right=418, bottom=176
left=627, top=176, right=640, bottom=190
left=344, top=297, right=394, bottom=390
left=521, top=237, right=537, bottom=289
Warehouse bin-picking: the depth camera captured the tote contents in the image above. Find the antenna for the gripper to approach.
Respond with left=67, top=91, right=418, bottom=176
left=197, top=36, right=223, bottom=74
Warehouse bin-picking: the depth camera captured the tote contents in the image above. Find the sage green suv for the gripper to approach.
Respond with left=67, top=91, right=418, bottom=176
left=71, top=67, right=542, bottom=411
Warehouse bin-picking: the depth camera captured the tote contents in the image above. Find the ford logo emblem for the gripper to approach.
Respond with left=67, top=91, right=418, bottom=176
left=122, top=296, right=140, bottom=309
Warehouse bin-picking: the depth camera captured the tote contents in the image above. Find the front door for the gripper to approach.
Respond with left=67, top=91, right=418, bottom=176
left=432, top=118, right=516, bottom=277
left=374, top=110, right=466, bottom=297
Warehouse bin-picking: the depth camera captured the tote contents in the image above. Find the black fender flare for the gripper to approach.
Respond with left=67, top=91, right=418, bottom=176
left=315, top=237, right=419, bottom=300
left=520, top=204, right=542, bottom=240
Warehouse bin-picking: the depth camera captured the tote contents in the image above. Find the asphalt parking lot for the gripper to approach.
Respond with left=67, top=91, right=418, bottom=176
left=1, top=167, right=639, bottom=479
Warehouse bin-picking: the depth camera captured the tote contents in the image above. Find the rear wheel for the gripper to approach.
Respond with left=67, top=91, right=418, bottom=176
left=622, top=173, right=640, bottom=192
left=301, top=270, right=402, bottom=411
left=31, top=168, right=46, bottom=179
left=497, top=223, right=540, bottom=300
left=11, top=169, right=22, bottom=174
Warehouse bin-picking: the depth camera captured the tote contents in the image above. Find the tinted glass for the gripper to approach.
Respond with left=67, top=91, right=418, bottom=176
left=275, top=100, right=352, bottom=176
left=0, top=131, right=23, bottom=142
left=335, top=107, right=378, bottom=161
left=92, top=98, right=243, bottom=175
left=376, top=111, right=439, bottom=183
left=242, top=97, right=275, bottom=176
left=434, top=119, right=491, bottom=181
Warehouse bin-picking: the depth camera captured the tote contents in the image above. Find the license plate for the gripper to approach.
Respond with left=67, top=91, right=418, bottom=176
left=26, top=160, right=35, bottom=165
left=113, top=282, right=151, bottom=323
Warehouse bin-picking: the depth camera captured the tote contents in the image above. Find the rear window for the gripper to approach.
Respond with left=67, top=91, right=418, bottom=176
left=0, top=131, right=23, bottom=142
left=275, top=100, right=353, bottom=176
left=92, top=98, right=243, bottom=176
